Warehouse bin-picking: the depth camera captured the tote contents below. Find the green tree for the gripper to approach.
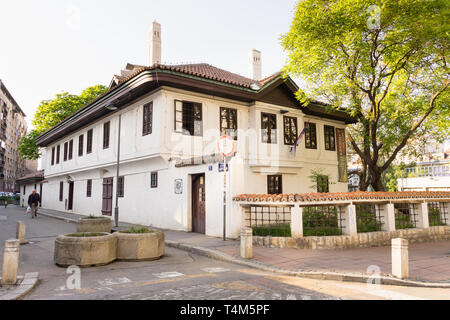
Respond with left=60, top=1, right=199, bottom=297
left=19, top=85, right=108, bottom=160
left=282, top=0, right=449, bottom=191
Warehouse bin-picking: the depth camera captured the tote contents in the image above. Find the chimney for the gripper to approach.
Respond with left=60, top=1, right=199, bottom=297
left=249, top=49, right=262, bottom=80
left=149, top=21, right=161, bottom=65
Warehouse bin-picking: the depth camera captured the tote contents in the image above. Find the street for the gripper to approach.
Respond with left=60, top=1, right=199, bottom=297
left=1, top=205, right=449, bottom=300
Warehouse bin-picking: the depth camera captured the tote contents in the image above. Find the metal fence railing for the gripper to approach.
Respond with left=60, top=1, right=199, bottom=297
left=302, top=205, right=345, bottom=236
left=356, top=204, right=383, bottom=233
left=245, top=205, right=291, bottom=237
left=394, top=203, right=417, bottom=229
left=427, top=202, right=448, bottom=226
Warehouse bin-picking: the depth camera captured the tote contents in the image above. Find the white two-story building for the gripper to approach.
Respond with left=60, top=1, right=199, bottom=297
left=35, top=22, right=356, bottom=238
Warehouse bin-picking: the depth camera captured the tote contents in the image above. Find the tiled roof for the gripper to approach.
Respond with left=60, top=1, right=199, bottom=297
left=233, top=191, right=450, bottom=203
left=16, top=171, right=44, bottom=182
left=116, top=63, right=281, bottom=89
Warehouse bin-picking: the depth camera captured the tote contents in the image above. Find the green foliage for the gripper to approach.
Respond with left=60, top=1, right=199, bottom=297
left=308, top=169, right=335, bottom=193
left=19, top=85, right=108, bottom=160
left=282, top=0, right=449, bottom=191
left=0, top=196, right=12, bottom=202
left=122, top=226, right=151, bottom=234
left=252, top=224, right=291, bottom=237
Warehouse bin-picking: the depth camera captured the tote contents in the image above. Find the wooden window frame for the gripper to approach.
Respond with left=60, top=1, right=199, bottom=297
left=63, top=142, right=68, bottom=161
left=59, top=182, right=63, bottom=202
left=151, top=172, right=158, bottom=188
left=86, top=179, right=92, bottom=197
left=78, top=134, right=84, bottom=157
left=68, top=139, right=73, bottom=160
left=174, top=100, right=203, bottom=136
left=143, top=102, right=153, bottom=136
left=118, top=176, right=124, bottom=197
left=324, top=125, right=336, bottom=151
left=267, top=175, right=283, bottom=194
left=305, top=122, right=317, bottom=149
left=87, top=129, right=93, bottom=154
left=317, top=175, right=330, bottom=193
left=261, top=112, right=277, bottom=144
left=220, top=107, right=238, bottom=140
left=56, top=145, right=60, bottom=164
left=51, top=147, right=55, bottom=165
left=103, top=121, right=110, bottom=149
left=283, top=116, right=298, bottom=145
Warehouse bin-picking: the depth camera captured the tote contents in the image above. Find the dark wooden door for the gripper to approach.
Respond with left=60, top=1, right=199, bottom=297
left=192, top=174, right=206, bottom=234
left=68, top=181, right=74, bottom=210
left=102, top=178, right=113, bottom=216
left=39, top=183, right=43, bottom=207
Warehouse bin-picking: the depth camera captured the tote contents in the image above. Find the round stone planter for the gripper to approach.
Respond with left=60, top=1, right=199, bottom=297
left=54, top=232, right=117, bottom=267
left=76, top=217, right=112, bottom=233
left=115, top=230, right=165, bottom=261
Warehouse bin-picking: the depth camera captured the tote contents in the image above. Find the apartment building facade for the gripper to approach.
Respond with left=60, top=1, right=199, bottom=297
left=0, top=80, right=35, bottom=192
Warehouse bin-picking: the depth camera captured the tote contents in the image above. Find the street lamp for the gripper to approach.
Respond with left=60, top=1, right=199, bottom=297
left=105, top=103, right=121, bottom=228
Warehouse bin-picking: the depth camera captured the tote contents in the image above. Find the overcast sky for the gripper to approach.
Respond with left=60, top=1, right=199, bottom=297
left=0, top=0, right=298, bottom=128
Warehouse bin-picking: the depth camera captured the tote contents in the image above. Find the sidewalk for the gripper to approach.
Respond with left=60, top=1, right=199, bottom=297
left=35, top=206, right=450, bottom=285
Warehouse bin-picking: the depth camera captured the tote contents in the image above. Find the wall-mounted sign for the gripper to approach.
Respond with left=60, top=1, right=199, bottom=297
left=175, top=179, right=183, bottom=194
left=208, top=165, right=213, bottom=171
left=218, top=163, right=229, bottom=172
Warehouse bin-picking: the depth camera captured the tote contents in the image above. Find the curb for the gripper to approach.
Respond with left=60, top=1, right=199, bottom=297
left=0, top=272, right=39, bottom=300
left=165, top=240, right=450, bottom=289
left=37, top=211, right=78, bottom=223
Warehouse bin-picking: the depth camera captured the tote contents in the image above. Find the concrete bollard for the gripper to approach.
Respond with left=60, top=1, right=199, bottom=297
left=16, top=221, right=29, bottom=245
left=391, top=238, right=408, bottom=279
left=1, top=239, right=20, bottom=285
left=240, top=227, right=253, bottom=259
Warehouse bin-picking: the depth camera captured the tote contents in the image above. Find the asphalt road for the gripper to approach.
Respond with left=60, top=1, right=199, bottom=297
left=1, top=205, right=449, bottom=300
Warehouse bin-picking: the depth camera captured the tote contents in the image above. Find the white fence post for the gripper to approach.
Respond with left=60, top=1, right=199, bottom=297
left=392, top=238, right=409, bottom=279
left=240, top=227, right=253, bottom=259
left=290, top=204, right=303, bottom=238
left=340, top=204, right=358, bottom=236
left=1, top=239, right=20, bottom=285
left=415, top=202, right=429, bottom=229
left=377, top=203, right=396, bottom=232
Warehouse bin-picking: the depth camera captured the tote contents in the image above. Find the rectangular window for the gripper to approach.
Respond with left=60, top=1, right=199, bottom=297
left=267, top=175, right=282, bottom=194
left=174, top=100, right=202, bottom=136
left=103, top=122, right=110, bottom=149
left=118, top=176, right=124, bottom=197
left=305, top=122, right=317, bottom=149
left=151, top=172, right=158, bottom=188
left=317, top=175, right=329, bottom=193
left=220, top=107, right=238, bottom=140
left=283, top=116, right=298, bottom=145
left=324, top=125, right=336, bottom=151
left=51, top=147, right=55, bottom=165
left=59, top=182, right=63, bottom=201
left=87, top=129, right=93, bottom=154
left=86, top=179, right=92, bottom=197
left=56, top=145, right=60, bottom=164
left=261, top=112, right=277, bottom=144
left=68, top=140, right=73, bottom=160
left=63, top=142, right=68, bottom=161
left=143, top=102, right=153, bottom=136
left=78, top=135, right=84, bottom=156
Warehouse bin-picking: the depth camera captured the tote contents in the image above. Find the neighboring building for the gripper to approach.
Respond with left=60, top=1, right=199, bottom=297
left=398, top=159, right=450, bottom=192
left=16, top=170, right=44, bottom=207
left=0, top=80, right=35, bottom=192
left=35, top=22, right=356, bottom=238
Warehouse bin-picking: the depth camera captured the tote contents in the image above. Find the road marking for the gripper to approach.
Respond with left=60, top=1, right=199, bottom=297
left=152, top=271, right=184, bottom=279
left=0, top=215, right=7, bottom=221
left=202, top=267, right=230, bottom=273
left=98, top=277, right=131, bottom=286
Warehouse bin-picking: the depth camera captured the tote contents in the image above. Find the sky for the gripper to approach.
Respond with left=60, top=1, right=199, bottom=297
left=0, top=0, right=299, bottom=128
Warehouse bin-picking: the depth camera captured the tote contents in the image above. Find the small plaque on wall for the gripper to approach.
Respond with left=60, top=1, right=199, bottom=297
left=175, top=179, right=183, bottom=194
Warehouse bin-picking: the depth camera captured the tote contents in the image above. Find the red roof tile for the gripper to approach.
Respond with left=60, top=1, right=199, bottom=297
left=233, top=191, right=450, bottom=203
